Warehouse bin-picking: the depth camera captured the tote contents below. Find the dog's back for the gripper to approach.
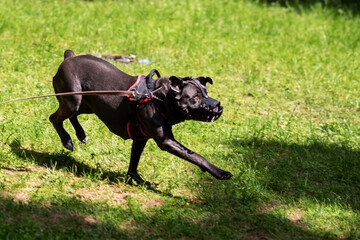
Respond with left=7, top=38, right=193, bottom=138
left=53, top=50, right=136, bottom=93
left=50, top=50, right=138, bottom=150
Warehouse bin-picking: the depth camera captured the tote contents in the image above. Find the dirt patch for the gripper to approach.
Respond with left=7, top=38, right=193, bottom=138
left=12, top=192, right=29, bottom=203
left=47, top=212, right=66, bottom=223
left=50, top=212, right=100, bottom=229
left=256, top=202, right=279, bottom=214
left=4, top=217, right=13, bottom=224
left=0, top=190, right=10, bottom=198
left=287, top=208, right=305, bottom=227
left=136, top=193, right=163, bottom=209
left=248, top=230, right=272, bottom=240
left=2, top=203, right=100, bottom=231
left=4, top=177, right=43, bottom=203
left=74, top=185, right=163, bottom=209
left=119, top=218, right=137, bottom=229
left=84, top=215, right=98, bottom=224
left=29, top=211, right=100, bottom=230
left=288, top=210, right=302, bottom=222
left=2, top=167, right=30, bottom=175
left=1, top=189, right=30, bottom=203
left=1, top=165, right=46, bottom=174
left=74, top=185, right=129, bottom=205
left=1, top=165, right=45, bottom=192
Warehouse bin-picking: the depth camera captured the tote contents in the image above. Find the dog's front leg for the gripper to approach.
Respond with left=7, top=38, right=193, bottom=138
left=127, top=139, right=149, bottom=185
left=156, top=138, right=233, bottom=180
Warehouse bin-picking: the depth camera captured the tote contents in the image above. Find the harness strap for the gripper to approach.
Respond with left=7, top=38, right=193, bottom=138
left=125, top=70, right=185, bottom=139
left=126, top=121, right=150, bottom=140
left=156, top=106, right=169, bottom=121
left=126, top=105, right=184, bottom=140
left=127, top=75, right=152, bottom=102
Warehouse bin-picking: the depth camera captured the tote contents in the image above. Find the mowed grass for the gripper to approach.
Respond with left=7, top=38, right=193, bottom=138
left=1, top=0, right=360, bottom=239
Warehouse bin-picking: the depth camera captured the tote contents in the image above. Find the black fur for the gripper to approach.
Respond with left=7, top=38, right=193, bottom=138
left=50, top=50, right=233, bottom=184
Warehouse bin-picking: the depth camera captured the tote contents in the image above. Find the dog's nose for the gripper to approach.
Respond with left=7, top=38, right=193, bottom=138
left=212, top=104, right=220, bottom=112
left=212, top=100, right=221, bottom=112
left=203, top=97, right=220, bottom=110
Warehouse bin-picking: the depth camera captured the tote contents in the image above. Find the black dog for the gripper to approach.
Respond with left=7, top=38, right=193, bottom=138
left=50, top=50, right=233, bottom=184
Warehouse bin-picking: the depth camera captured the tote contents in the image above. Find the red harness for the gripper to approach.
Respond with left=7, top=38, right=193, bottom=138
left=126, top=121, right=150, bottom=139
left=125, top=75, right=181, bottom=140
left=127, top=75, right=152, bottom=103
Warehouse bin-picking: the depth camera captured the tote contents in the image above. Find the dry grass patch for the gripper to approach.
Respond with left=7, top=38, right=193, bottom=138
left=74, top=185, right=129, bottom=205
left=248, top=230, right=273, bottom=240
left=256, top=202, right=280, bottom=215
left=74, top=184, right=163, bottom=209
left=1, top=165, right=46, bottom=176
left=46, top=211, right=100, bottom=229
left=1, top=166, right=44, bottom=203
left=287, top=207, right=305, bottom=227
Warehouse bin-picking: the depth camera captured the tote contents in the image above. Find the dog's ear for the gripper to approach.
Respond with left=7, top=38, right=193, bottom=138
left=169, top=76, right=183, bottom=97
left=197, top=76, right=213, bottom=86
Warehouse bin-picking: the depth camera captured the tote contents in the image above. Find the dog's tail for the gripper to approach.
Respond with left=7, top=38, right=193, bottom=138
left=64, top=49, right=75, bottom=59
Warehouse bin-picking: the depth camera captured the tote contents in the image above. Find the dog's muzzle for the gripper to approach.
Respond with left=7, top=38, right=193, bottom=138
left=177, top=78, right=224, bottom=122
left=186, top=78, right=224, bottom=122
left=197, top=97, right=223, bottom=122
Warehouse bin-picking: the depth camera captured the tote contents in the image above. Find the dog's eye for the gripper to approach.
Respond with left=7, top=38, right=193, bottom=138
left=191, top=95, right=200, bottom=104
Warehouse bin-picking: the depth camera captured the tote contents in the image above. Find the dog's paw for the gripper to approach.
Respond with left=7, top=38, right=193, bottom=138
left=76, top=133, right=87, bottom=144
left=126, top=172, right=148, bottom=185
left=63, top=139, right=74, bottom=151
left=80, top=137, right=88, bottom=144
left=210, top=168, right=233, bottom=180
left=126, top=172, right=156, bottom=189
left=219, top=171, right=233, bottom=180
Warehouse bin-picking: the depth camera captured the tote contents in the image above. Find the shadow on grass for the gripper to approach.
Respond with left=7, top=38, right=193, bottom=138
left=8, top=141, right=128, bottom=184
left=229, top=137, right=360, bottom=210
left=4, top=139, right=359, bottom=238
left=0, top=195, right=129, bottom=239
left=257, top=0, right=360, bottom=15
left=0, top=186, right=330, bottom=240
left=8, top=141, right=165, bottom=194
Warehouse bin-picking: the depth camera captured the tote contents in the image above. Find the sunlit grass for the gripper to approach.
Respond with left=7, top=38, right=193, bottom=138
left=0, top=0, right=360, bottom=239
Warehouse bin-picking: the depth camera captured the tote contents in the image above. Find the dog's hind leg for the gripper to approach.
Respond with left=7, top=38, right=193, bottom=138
left=70, top=115, right=87, bottom=144
left=49, top=95, right=82, bottom=151
left=49, top=109, right=74, bottom=151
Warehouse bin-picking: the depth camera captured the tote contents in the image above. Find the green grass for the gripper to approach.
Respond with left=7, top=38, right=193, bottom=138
left=1, top=0, right=360, bottom=239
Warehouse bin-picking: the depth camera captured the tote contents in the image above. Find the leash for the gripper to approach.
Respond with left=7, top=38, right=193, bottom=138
left=0, top=90, right=140, bottom=104
left=1, top=69, right=163, bottom=105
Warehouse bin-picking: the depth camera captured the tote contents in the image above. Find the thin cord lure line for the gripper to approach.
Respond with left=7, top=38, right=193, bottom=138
left=0, top=90, right=139, bottom=104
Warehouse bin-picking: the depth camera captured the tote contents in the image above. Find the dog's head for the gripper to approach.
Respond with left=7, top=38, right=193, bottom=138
left=165, top=76, right=223, bottom=122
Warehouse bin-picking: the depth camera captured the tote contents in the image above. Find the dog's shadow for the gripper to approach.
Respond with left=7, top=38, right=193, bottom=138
left=7, top=141, right=162, bottom=191
left=7, top=141, right=184, bottom=197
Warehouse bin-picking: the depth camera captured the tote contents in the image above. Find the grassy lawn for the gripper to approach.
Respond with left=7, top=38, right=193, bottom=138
left=1, top=0, right=360, bottom=239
